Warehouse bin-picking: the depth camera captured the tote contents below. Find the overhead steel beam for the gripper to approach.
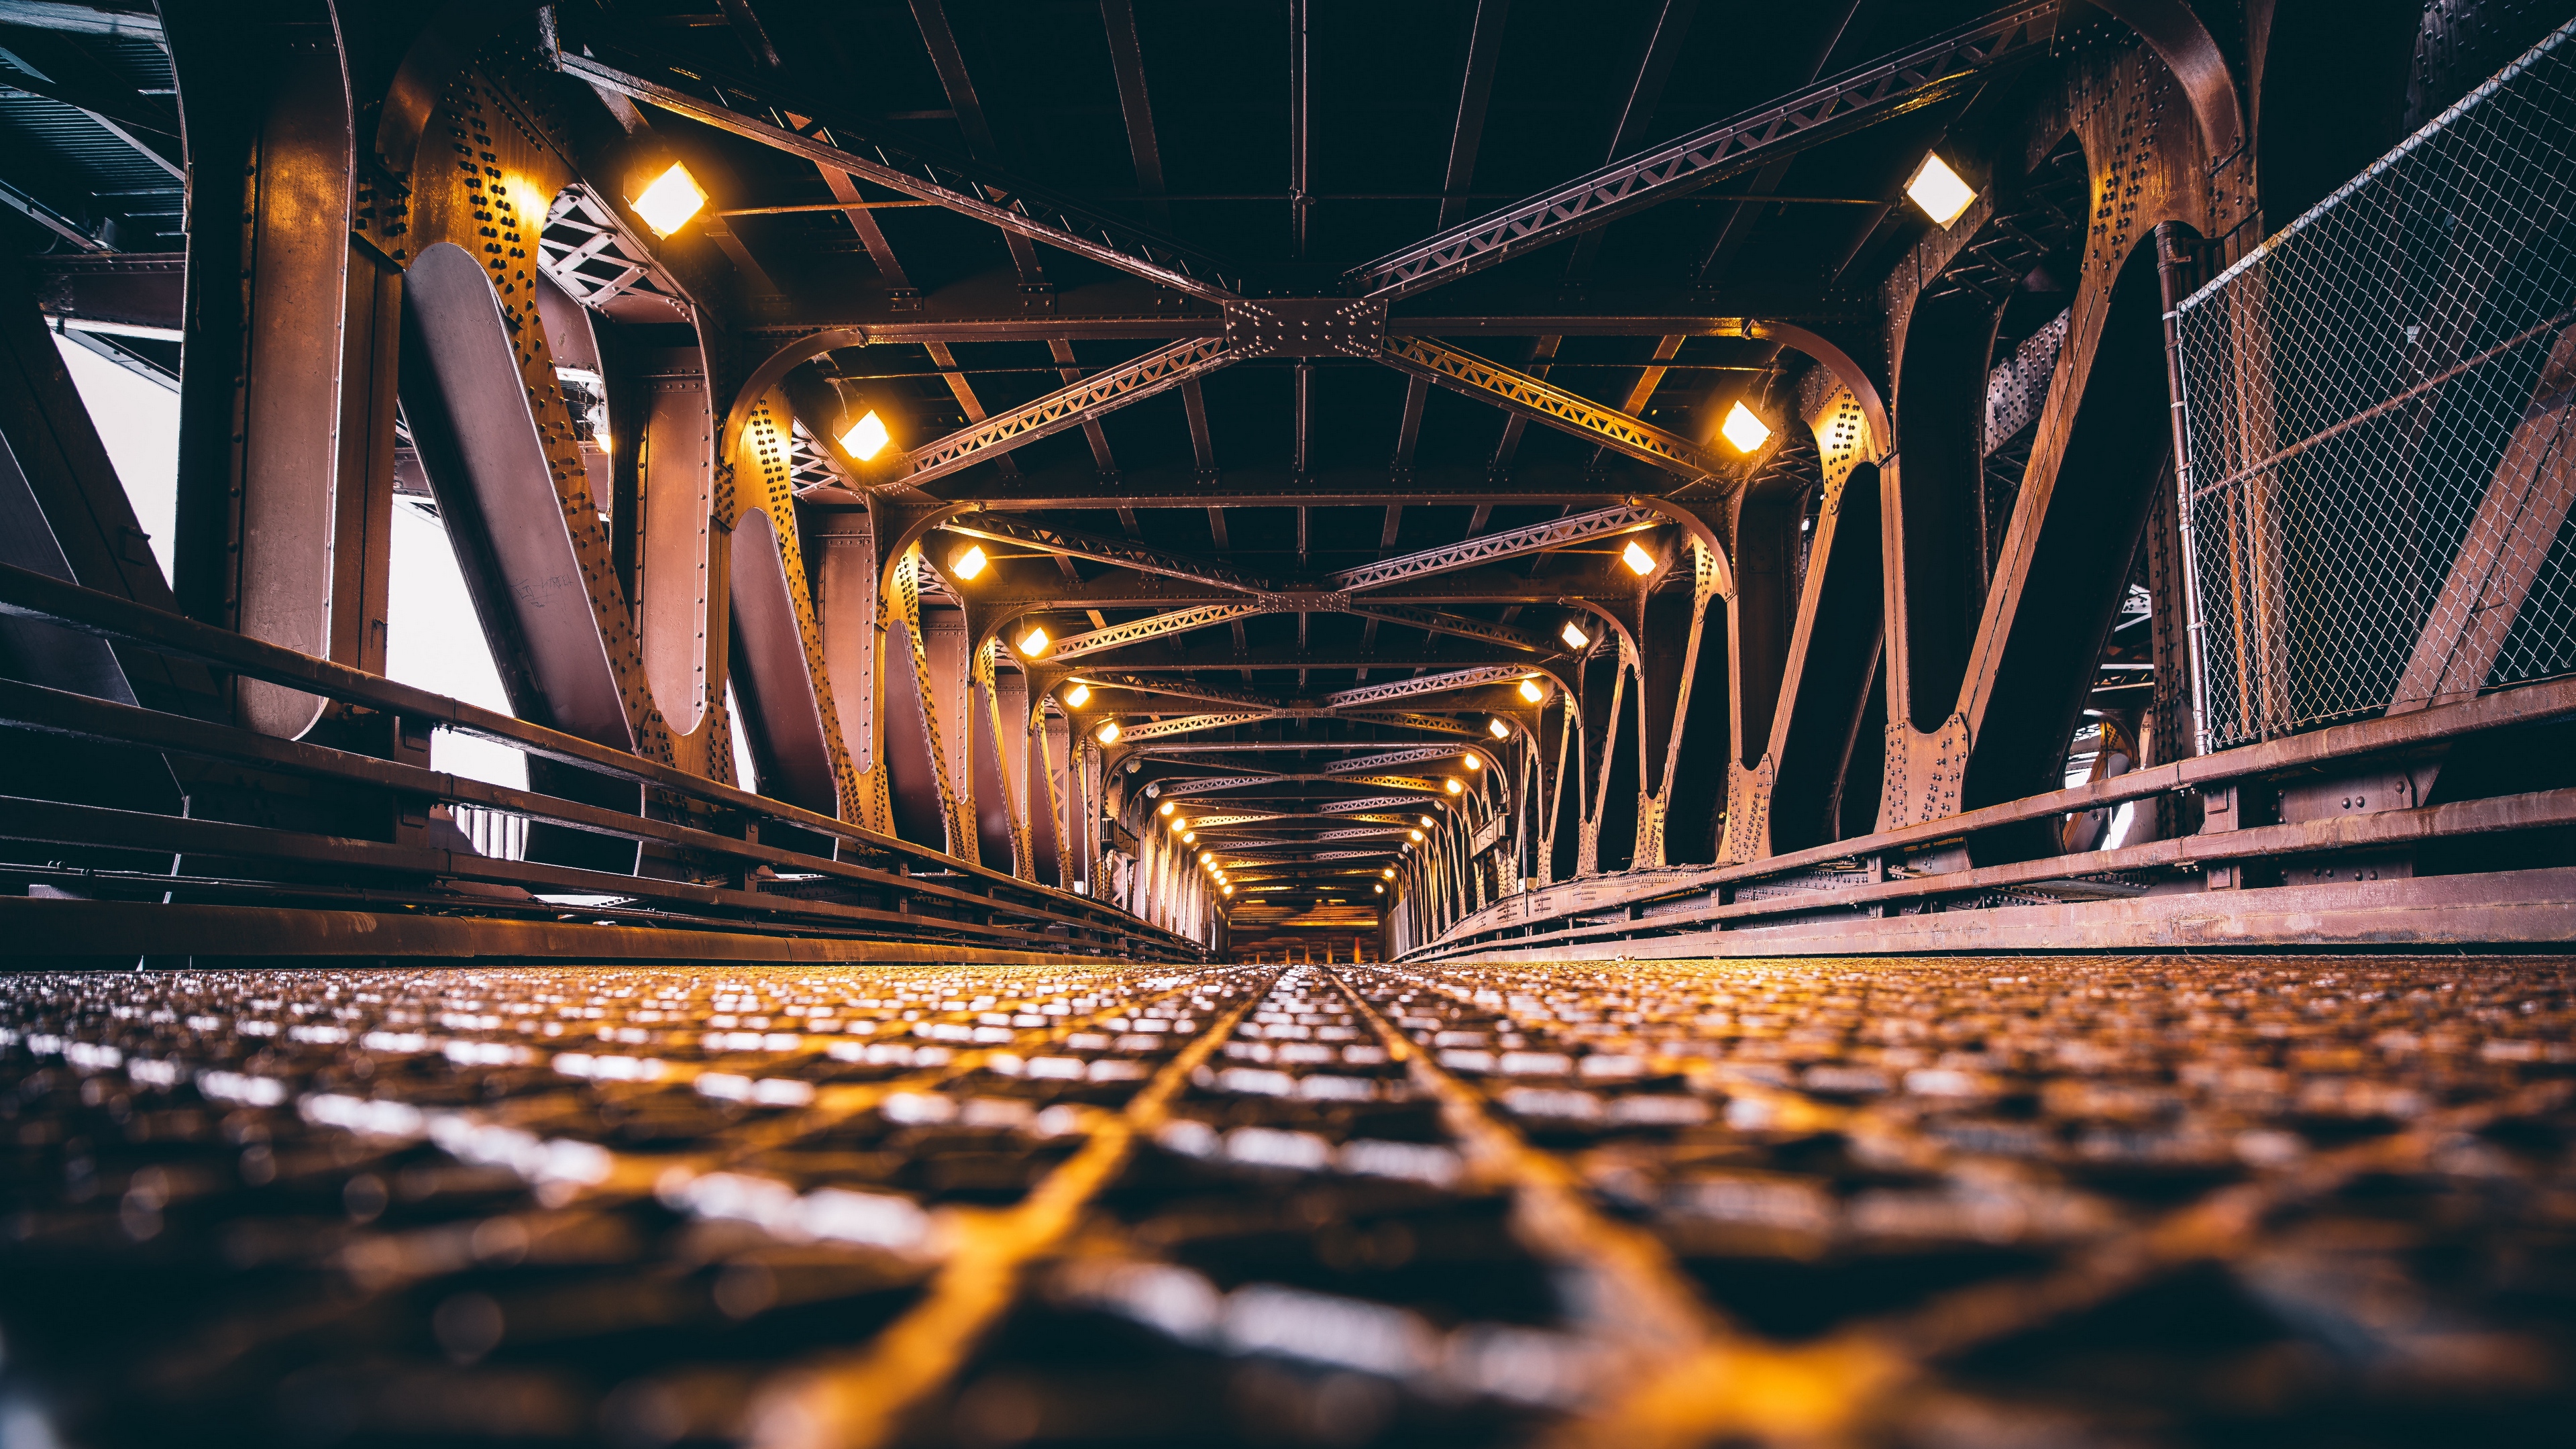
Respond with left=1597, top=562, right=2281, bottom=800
left=1064, top=672, right=1281, bottom=710
left=555, top=41, right=1245, bottom=301
left=1348, top=602, right=1557, bottom=652
left=1343, top=0, right=2059, bottom=299
left=1336, top=711, right=1482, bottom=736
left=892, top=337, right=1234, bottom=488
left=1043, top=603, right=1268, bottom=659
left=1113, top=711, right=1282, bottom=741
left=941, top=510, right=1267, bottom=594
left=1325, top=666, right=1533, bottom=709
left=1329, top=500, right=1662, bottom=592
left=1380, top=336, right=1730, bottom=483
left=1152, top=773, right=1288, bottom=795
left=1326, top=746, right=1484, bottom=774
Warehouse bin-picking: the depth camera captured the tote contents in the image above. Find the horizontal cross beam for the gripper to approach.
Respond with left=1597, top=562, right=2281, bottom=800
left=943, top=514, right=1267, bottom=593
left=557, top=41, right=1245, bottom=300
left=900, top=337, right=1234, bottom=487
left=1348, top=602, right=1558, bottom=652
left=1324, top=665, right=1534, bottom=708
left=1379, top=337, right=1729, bottom=483
left=1044, top=604, right=1269, bottom=659
left=1343, top=0, right=2060, bottom=298
left=1326, top=746, right=1483, bottom=773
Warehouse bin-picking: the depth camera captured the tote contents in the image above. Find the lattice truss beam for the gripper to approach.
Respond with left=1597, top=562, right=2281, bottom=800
left=896, top=338, right=1234, bottom=488
left=557, top=38, right=1246, bottom=300
left=943, top=515, right=1267, bottom=593
left=1343, top=0, right=2060, bottom=298
left=1379, top=338, right=1729, bottom=483
left=1038, top=601, right=1558, bottom=661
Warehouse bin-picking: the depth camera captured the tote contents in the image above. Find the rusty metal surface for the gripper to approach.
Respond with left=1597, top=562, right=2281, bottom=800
left=3, top=954, right=2573, bottom=1447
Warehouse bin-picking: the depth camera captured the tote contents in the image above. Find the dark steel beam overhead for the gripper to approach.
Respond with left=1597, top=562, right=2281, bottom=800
left=1342, top=0, right=2059, bottom=299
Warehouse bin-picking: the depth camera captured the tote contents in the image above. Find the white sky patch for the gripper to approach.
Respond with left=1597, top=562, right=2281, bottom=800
left=54, top=333, right=177, bottom=580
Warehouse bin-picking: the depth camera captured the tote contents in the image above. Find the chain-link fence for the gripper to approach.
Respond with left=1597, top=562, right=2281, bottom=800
left=2175, top=18, right=2576, bottom=749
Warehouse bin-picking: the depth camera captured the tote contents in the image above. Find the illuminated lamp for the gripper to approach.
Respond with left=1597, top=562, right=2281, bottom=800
left=1904, top=152, right=1978, bottom=227
left=1721, top=401, right=1772, bottom=453
left=840, top=409, right=892, bottom=462
left=1063, top=684, right=1091, bottom=708
left=633, top=162, right=708, bottom=237
left=1560, top=620, right=1591, bottom=650
left=949, top=543, right=987, bottom=580
left=1621, top=539, right=1657, bottom=575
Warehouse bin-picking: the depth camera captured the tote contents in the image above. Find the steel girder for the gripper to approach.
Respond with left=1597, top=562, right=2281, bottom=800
left=1114, top=712, right=1281, bottom=741
left=1043, top=604, right=1268, bottom=659
left=1342, top=0, right=2061, bottom=299
left=1040, top=598, right=1559, bottom=661
left=1326, top=502, right=1666, bottom=593
left=1379, top=337, right=1730, bottom=483
left=1346, top=602, right=1556, bottom=652
left=1152, top=773, right=1287, bottom=796
left=1322, top=665, right=1537, bottom=708
left=1062, top=672, right=1280, bottom=710
left=896, top=337, right=1235, bottom=488
left=1326, top=746, right=1483, bottom=774
left=941, top=515, right=1267, bottom=594
left=555, top=43, right=1244, bottom=301
left=1334, top=710, right=1482, bottom=735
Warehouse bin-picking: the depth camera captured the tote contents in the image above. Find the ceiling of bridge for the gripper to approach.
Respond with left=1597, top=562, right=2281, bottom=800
left=0, top=0, right=2084, bottom=902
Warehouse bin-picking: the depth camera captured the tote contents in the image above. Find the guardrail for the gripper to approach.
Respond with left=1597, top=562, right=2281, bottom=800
left=0, top=561, right=1201, bottom=964
left=1405, top=672, right=2576, bottom=960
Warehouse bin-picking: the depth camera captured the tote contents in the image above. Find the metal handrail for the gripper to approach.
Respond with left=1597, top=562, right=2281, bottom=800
left=0, top=561, right=1198, bottom=959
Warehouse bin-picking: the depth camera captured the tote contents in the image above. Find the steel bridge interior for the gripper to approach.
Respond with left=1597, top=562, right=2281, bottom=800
left=3, top=1, right=2576, bottom=1446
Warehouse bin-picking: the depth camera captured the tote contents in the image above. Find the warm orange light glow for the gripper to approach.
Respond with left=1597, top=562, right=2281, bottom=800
left=841, top=409, right=892, bottom=461
left=1018, top=626, right=1049, bottom=656
left=1097, top=720, right=1121, bottom=744
left=1063, top=684, right=1091, bottom=708
left=1409, top=829, right=1424, bottom=841
left=1489, top=717, right=1511, bottom=738
left=1462, top=753, right=1481, bottom=770
left=633, top=162, right=708, bottom=237
left=1622, top=539, right=1658, bottom=575
left=1721, top=401, right=1772, bottom=453
left=1517, top=678, right=1545, bottom=704
left=1445, top=777, right=1464, bottom=794
left=1560, top=620, right=1591, bottom=650
left=949, top=543, right=987, bottom=580
left=1904, top=151, right=1978, bottom=226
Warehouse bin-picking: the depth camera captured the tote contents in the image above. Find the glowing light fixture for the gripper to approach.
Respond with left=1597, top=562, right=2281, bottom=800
left=1374, top=883, right=1384, bottom=894
left=1420, top=816, right=1435, bottom=828
left=633, top=162, right=708, bottom=237
left=949, top=543, right=987, bottom=580
left=1198, top=851, right=1212, bottom=865
left=1409, top=829, right=1424, bottom=842
left=594, top=433, right=613, bottom=455
left=1223, top=885, right=1234, bottom=896
left=1063, top=684, right=1091, bottom=708
left=1097, top=720, right=1121, bottom=744
left=1489, top=717, right=1511, bottom=739
left=1183, top=832, right=1197, bottom=844
left=1018, top=625, right=1050, bottom=656
left=1462, top=753, right=1482, bottom=770
left=1621, top=539, right=1658, bottom=576
left=1159, top=801, right=1175, bottom=817
left=1517, top=678, right=1545, bottom=704
left=841, top=409, right=892, bottom=462
left=1721, top=400, right=1772, bottom=454
left=1560, top=621, right=1591, bottom=650
left=1904, top=151, right=1978, bottom=227
left=1445, top=777, right=1464, bottom=794
left=1383, top=868, right=1396, bottom=879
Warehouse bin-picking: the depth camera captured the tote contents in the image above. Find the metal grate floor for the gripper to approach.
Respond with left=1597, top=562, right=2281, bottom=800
left=3, top=955, right=2572, bottom=1447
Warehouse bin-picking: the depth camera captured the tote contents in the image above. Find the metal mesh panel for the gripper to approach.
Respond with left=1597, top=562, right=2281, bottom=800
left=2175, top=19, right=2576, bottom=748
